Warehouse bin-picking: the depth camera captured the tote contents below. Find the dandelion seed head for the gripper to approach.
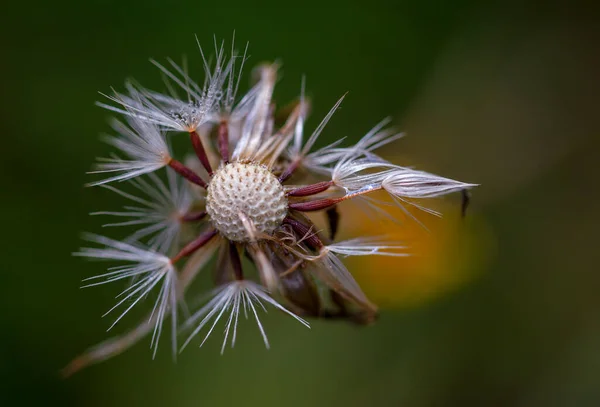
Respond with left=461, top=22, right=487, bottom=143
left=206, top=163, right=287, bottom=241
left=68, top=36, right=478, bottom=374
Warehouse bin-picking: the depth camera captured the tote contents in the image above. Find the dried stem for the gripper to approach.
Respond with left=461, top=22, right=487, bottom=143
left=287, top=181, right=333, bottom=197
left=61, top=318, right=154, bottom=378
left=229, top=242, right=243, bottom=280
left=288, top=186, right=383, bottom=212
left=325, top=206, right=340, bottom=240
left=180, top=210, right=207, bottom=222
left=279, top=159, right=300, bottom=183
left=171, top=228, right=218, bottom=264
left=217, top=120, right=230, bottom=163
left=190, top=130, right=213, bottom=176
left=288, top=197, right=341, bottom=212
left=168, top=159, right=207, bottom=188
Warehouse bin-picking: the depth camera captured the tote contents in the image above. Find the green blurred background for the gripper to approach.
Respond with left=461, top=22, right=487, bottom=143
left=3, top=0, right=600, bottom=406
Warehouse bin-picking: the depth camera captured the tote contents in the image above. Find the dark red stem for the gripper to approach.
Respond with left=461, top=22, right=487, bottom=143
left=287, top=181, right=333, bottom=197
left=190, top=131, right=213, bottom=176
left=289, top=185, right=383, bottom=212
left=181, top=211, right=207, bottom=222
left=229, top=241, right=243, bottom=280
left=279, top=159, right=300, bottom=183
left=171, top=228, right=218, bottom=264
left=217, top=120, right=230, bottom=164
left=168, top=159, right=207, bottom=188
left=288, top=197, right=342, bottom=212
left=325, top=206, right=340, bottom=240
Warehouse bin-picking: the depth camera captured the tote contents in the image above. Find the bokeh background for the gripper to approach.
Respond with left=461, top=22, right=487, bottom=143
left=3, top=0, right=600, bottom=406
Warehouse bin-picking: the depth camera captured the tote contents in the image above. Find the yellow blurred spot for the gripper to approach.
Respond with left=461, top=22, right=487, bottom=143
left=318, top=191, right=493, bottom=309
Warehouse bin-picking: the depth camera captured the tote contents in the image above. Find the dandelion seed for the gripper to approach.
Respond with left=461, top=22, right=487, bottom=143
left=92, top=169, right=194, bottom=253
left=381, top=168, right=479, bottom=199
left=74, top=234, right=178, bottom=357
left=98, top=40, right=234, bottom=133
left=181, top=280, right=309, bottom=353
left=303, top=117, right=401, bottom=175
left=88, top=117, right=172, bottom=185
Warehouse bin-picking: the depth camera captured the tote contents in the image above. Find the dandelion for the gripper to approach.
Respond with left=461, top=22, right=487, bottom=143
left=66, top=36, right=476, bottom=375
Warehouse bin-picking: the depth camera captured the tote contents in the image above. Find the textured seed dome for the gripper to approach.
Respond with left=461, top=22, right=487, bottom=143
left=206, top=163, right=288, bottom=242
